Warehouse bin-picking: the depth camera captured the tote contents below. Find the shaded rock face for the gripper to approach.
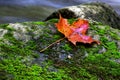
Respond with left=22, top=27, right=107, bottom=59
left=46, top=2, right=120, bottom=29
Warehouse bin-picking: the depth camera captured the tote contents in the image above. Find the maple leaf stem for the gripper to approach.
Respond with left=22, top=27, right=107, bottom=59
left=40, top=37, right=65, bottom=52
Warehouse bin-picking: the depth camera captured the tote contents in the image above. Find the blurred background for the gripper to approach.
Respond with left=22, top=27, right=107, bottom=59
left=0, top=0, right=120, bottom=23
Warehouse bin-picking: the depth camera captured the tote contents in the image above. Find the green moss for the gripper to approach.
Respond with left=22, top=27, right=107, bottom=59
left=0, top=21, right=72, bottom=79
left=0, top=24, right=9, bottom=28
left=0, top=24, right=15, bottom=31
left=82, top=54, right=120, bottom=79
left=105, top=41, right=117, bottom=50
left=0, top=34, right=71, bottom=80
left=53, top=35, right=61, bottom=39
left=0, top=59, right=71, bottom=80
left=32, top=21, right=46, bottom=25
left=68, top=18, right=77, bottom=24
left=99, top=36, right=120, bottom=59
left=109, top=31, right=120, bottom=40
left=59, top=51, right=120, bottom=79
left=62, top=44, right=72, bottom=51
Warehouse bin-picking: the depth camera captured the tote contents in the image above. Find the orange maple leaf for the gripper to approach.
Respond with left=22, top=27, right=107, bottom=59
left=55, top=15, right=73, bottom=37
left=55, top=15, right=100, bottom=45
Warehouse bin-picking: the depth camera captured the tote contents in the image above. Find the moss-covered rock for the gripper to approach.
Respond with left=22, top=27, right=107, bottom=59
left=0, top=18, right=120, bottom=79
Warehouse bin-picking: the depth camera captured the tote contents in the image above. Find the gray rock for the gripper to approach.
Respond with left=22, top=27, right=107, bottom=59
left=0, top=29, right=8, bottom=38
left=9, top=23, right=31, bottom=42
left=7, top=23, right=46, bottom=43
left=46, top=2, right=120, bottom=29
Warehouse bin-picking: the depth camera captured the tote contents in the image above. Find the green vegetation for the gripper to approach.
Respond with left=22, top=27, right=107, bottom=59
left=0, top=19, right=120, bottom=80
left=32, top=21, right=46, bottom=25
left=0, top=59, right=71, bottom=80
left=0, top=23, right=71, bottom=80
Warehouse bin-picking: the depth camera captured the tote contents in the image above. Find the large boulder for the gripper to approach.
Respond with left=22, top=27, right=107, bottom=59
left=45, top=2, right=120, bottom=29
left=0, top=2, right=120, bottom=80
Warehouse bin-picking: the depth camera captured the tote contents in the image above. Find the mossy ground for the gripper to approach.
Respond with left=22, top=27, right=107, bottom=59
left=0, top=19, right=120, bottom=80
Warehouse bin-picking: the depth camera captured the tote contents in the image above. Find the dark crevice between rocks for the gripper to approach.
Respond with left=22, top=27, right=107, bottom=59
left=45, top=8, right=77, bottom=21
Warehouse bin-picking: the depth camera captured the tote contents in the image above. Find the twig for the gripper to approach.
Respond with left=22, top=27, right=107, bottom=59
left=40, top=37, right=65, bottom=52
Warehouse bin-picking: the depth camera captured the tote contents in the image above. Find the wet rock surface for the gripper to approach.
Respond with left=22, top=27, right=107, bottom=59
left=46, top=2, right=120, bottom=29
